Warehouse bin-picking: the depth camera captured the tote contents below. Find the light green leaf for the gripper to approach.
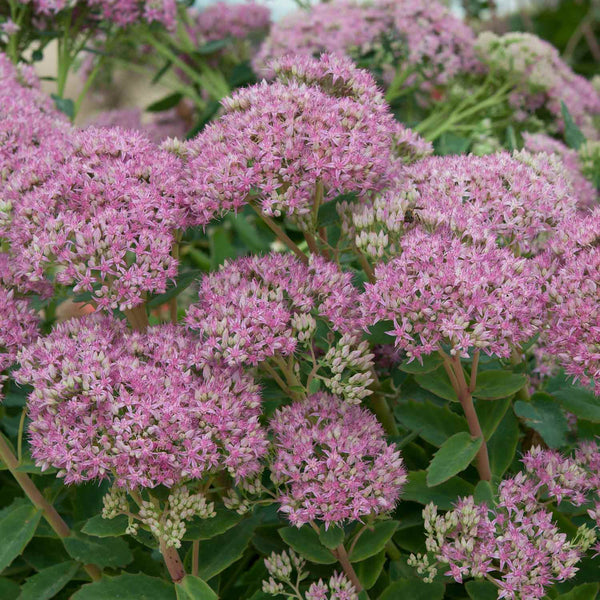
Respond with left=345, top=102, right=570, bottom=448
left=466, top=580, right=498, bottom=600
left=175, top=576, right=218, bottom=600
left=399, top=354, right=443, bottom=374
left=0, top=502, right=42, bottom=572
left=402, top=471, right=474, bottom=510
left=488, top=409, right=520, bottom=478
left=556, top=583, right=599, bottom=600
left=473, top=371, right=527, bottom=400
left=553, top=387, right=600, bottom=423
left=475, top=397, right=511, bottom=440
left=318, top=525, right=344, bottom=550
left=82, top=515, right=128, bottom=538
left=350, top=521, right=399, bottom=562
left=379, top=578, right=445, bottom=600
left=514, top=394, right=568, bottom=448
left=394, top=400, right=467, bottom=447
left=279, top=526, right=336, bottom=565
left=18, top=560, right=78, bottom=600
left=355, top=550, right=386, bottom=590
left=196, top=519, right=255, bottom=580
left=63, top=533, right=132, bottom=569
left=183, top=505, right=242, bottom=541
left=473, top=481, right=495, bottom=508
left=427, top=433, right=482, bottom=486
left=415, top=369, right=457, bottom=402
left=71, top=574, right=175, bottom=600
left=561, top=101, right=586, bottom=149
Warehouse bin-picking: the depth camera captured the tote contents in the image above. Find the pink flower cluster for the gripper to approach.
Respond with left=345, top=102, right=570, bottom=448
left=475, top=32, right=600, bottom=139
left=405, top=152, right=577, bottom=256
left=254, top=0, right=479, bottom=92
left=270, top=393, right=406, bottom=527
left=0, top=288, right=39, bottom=398
left=5, top=126, right=187, bottom=311
left=363, top=228, right=546, bottom=361
left=188, top=1, right=270, bottom=43
left=545, top=245, right=600, bottom=394
left=16, top=316, right=268, bottom=488
left=523, top=132, right=598, bottom=211
left=18, top=0, right=178, bottom=29
left=185, top=252, right=363, bottom=367
left=412, top=445, right=600, bottom=599
left=181, top=54, right=401, bottom=223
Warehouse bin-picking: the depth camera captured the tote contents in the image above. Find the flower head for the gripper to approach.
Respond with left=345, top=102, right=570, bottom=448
left=186, top=252, right=363, bottom=366
left=16, top=316, right=267, bottom=487
left=270, top=392, right=406, bottom=527
left=363, top=227, right=546, bottom=361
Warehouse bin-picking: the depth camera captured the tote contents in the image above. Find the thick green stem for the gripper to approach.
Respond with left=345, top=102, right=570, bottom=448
left=370, top=393, right=399, bottom=437
left=0, top=434, right=102, bottom=581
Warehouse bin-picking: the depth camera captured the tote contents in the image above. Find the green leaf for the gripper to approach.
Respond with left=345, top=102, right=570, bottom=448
left=317, top=192, right=357, bottom=228
left=318, top=525, right=344, bottom=550
left=82, top=515, right=128, bottom=537
left=514, top=393, right=569, bottom=448
left=183, top=505, right=242, bottom=541
left=227, top=213, right=271, bottom=252
left=394, top=400, right=467, bottom=447
left=350, top=521, right=399, bottom=562
left=402, top=471, right=474, bottom=510
left=466, top=580, right=498, bottom=600
left=196, top=519, right=255, bottom=580
left=72, top=574, right=175, bottom=600
left=63, top=533, right=132, bottom=569
left=434, top=131, right=470, bottom=155
left=472, top=371, right=527, bottom=400
left=415, top=369, right=457, bottom=402
left=50, top=94, right=74, bottom=120
left=18, top=560, right=78, bottom=600
left=194, top=38, right=229, bottom=55
left=399, top=354, right=443, bottom=374
left=427, top=432, right=482, bottom=486
left=365, top=320, right=394, bottom=345
left=379, top=578, right=445, bottom=600
left=279, top=526, right=336, bottom=565
left=209, top=227, right=237, bottom=269
left=0, top=502, right=42, bottom=572
left=146, top=92, right=183, bottom=112
left=355, top=550, right=386, bottom=589
left=0, top=577, right=20, bottom=600
left=553, top=387, right=600, bottom=423
left=473, top=481, right=495, bottom=508
left=475, top=397, right=511, bottom=440
left=175, top=576, right=218, bottom=600
left=556, top=583, right=599, bottom=600
left=488, top=409, right=519, bottom=477
left=147, top=269, right=202, bottom=308
left=561, top=101, right=586, bottom=149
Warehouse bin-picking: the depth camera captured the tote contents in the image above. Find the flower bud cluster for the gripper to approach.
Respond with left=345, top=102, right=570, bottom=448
left=138, top=487, right=215, bottom=548
left=322, top=334, right=375, bottom=404
left=270, top=393, right=406, bottom=527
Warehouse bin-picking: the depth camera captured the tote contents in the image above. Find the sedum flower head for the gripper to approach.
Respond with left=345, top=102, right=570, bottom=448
left=16, top=316, right=268, bottom=488
left=363, top=227, right=546, bottom=361
left=523, top=132, right=598, bottom=211
left=405, top=152, right=577, bottom=256
left=475, top=31, right=600, bottom=139
left=546, top=246, right=600, bottom=394
left=181, top=54, right=401, bottom=224
left=6, top=126, right=187, bottom=311
left=254, top=0, right=478, bottom=94
left=186, top=252, right=364, bottom=367
left=270, top=392, right=406, bottom=527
